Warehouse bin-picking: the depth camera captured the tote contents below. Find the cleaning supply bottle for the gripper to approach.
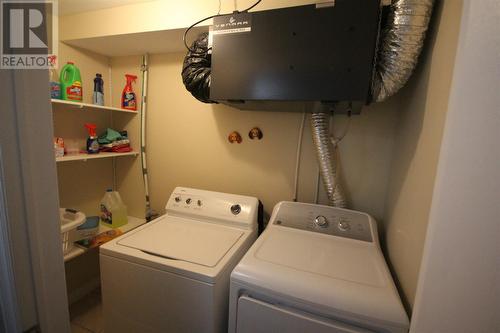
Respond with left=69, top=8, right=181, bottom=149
left=100, top=189, right=128, bottom=228
left=84, top=123, right=99, bottom=154
left=49, top=68, right=61, bottom=99
left=60, top=62, right=83, bottom=101
left=121, top=74, right=137, bottom=111
left=93, top=73, right=104, bottom=106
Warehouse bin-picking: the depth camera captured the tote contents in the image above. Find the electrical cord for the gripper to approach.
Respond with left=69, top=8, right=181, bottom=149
left=293, top=112, right=307, bottom=202
left=183, top=14, right=220, bottom=53
left=183, top=0, right=262, bottom=53
left=314, top=166, right=321, bottom=204
left=243, top=0, right=262, bottom=11
left=330, top=112, right=351, bottom=147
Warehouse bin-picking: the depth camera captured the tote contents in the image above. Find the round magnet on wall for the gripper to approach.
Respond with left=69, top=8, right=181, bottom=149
left=248, top=127, right=263, bottom=140
left=228, top=131, right=242, bottom=144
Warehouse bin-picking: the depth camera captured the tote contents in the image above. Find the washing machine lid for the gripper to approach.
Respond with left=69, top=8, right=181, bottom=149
left=117, top=216, right=244, bottom=267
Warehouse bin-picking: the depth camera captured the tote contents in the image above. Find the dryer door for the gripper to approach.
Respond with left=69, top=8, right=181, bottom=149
left=236, top=295, right=374, bottom=333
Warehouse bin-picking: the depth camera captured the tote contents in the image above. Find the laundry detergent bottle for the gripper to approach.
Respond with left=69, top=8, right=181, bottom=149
left=100, top=189, right=128, bottom=228
left=121, top=74, right=137, bottom=110
left=60, top=62, right=83, bottom=101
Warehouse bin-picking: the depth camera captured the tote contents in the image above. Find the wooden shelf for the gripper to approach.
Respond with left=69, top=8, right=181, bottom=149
left=51, top=99, right=138, bottom=114
left=64, top=216, right=147, bottom=262
left=63, top=25, right=208, bottom=57
left=56, top=151, right=138, bottom=163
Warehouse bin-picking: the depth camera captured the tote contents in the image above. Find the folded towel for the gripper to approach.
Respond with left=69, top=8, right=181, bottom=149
left=99, top=139, right=130, bottom=148
left=99, top=143, right=132, bottom=153
left=98, top=128, right=124, bottom=144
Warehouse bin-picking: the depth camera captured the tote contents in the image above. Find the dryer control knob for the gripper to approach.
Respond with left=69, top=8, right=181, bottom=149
left=174, top=196, right=181, bottom=203
left=338, top=219, right=351, bottom=231
left=314, top=215, right=328, bottom=228
left=230, top=204, right=241, bottom=215
left=186, top=198, right=192, bottom=204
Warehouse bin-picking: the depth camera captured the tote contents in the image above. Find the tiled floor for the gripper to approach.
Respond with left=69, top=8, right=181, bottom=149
left=69, top=288, right=103, bottom=333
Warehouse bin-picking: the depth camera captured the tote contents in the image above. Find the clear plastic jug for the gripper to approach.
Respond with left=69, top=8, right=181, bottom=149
left=100, top=189, right=128, bottom=228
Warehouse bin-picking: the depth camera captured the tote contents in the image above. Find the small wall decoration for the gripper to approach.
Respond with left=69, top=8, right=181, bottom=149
left=248, top=127, right=263, bottom=140
left=228, top=131, right=242, bottom=144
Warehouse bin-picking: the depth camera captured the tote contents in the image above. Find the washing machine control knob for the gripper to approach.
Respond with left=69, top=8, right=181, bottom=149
left=314, top=215, right=328, bottom=228
left=338, top=219, right=351, bottom=231
left=197, top=200, right=202, bottom=206
left=174, top=196, right=181, bottom=203
left=186, top=198, right=192, bottom=204
left=230, top=204, right=241, bottom=215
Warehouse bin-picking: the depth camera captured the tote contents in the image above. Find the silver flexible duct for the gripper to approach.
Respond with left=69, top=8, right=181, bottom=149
left=311, top=110, right=346, bottom=208
left=372, top=0, right=434, bottom=102
left=313, top=0, right=434, bottom=207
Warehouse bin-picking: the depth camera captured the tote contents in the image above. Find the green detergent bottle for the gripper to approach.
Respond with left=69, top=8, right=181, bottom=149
left=60, top=62, right=83, bottom=101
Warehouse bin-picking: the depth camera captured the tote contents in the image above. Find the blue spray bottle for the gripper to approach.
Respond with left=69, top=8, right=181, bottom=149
left=84, top=123, right=99, bottom=154
left=93, top=73, right=104, bottom=106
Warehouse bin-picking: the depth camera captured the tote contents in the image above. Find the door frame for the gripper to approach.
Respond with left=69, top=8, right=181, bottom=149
left=0, top=149, right=21, bottom=333
left=410, top=0, right=500, bottom=331
left=0, top=68, right=70, bottom=332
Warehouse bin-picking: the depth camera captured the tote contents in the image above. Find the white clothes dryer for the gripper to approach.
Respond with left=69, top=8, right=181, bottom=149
left=229, top=201, right=409, bottom=333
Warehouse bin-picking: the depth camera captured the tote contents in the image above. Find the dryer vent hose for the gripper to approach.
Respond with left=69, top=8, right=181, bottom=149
left=313, top=0, right=434, bottom=207
left=311, top=111, right=346, bottom=208
left=181, top=32, right=216, bottom=104
left=372, top=0, right=434, bottom=102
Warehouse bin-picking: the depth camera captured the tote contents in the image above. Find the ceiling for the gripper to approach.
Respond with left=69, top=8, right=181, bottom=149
left=59, top=0, right=154, bottom=16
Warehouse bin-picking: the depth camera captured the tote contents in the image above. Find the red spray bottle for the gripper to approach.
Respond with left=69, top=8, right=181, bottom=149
left=84, top=123, right=99, bottom=154
left=121, top=74, right=137, bottom=111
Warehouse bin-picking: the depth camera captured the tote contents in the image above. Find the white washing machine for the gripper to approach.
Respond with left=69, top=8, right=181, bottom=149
left=100, top=187, right=259, bottom=333
left=229, top=201, right=409, bottom=333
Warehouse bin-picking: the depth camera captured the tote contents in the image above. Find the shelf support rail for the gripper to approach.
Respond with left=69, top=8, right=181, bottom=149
left=140, top=54, right=158, bottom=222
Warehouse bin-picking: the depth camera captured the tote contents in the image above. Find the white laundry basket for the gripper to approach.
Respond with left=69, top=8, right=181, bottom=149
left=60, top=208, right=86, bottom=255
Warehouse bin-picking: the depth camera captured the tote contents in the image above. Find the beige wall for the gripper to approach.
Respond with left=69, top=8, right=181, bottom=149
left=332, top=100, right=400, bottom=219
left=106, top=52, right=401, bottom=222
left=383, top=0, right=463, bottom=310
left=56, top=1, right=402, bottom=223
left=110, top=56, right=145, bottom=218
left=55, top=0, right=464, bottom=315
left=55, top=44, right=401, bottom=222
left=54, top=43, right=113, bottom=301
left=60, top=0, right=319, bottom=40
left=55, top=42, right=115, bottom=216
left=55, top=44, right=145, bottom=218
left=55, top=45, right=147, bottom=303
left=58, top=42, right=111, bottom=104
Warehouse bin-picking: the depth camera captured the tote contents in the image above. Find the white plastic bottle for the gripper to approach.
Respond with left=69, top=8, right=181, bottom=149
left=100, top=189, right=128, bottom=228
left=49, top=68, right=61, bottom=99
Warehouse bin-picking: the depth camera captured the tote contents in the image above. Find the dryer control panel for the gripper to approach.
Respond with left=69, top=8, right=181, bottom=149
left=271, top=202, right=375, bottom=242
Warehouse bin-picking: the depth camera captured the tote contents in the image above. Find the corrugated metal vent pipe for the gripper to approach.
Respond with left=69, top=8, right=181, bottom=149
left=311, top=108, right=347, bottom=207
left=312, top=0, right=434, bottom=207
